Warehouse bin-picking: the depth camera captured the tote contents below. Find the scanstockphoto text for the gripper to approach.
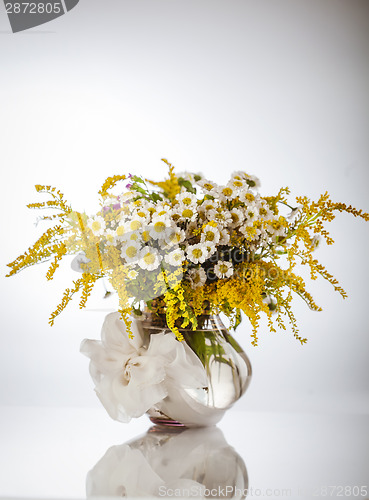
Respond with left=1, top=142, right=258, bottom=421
left=158, top=484, right=368, bottom=497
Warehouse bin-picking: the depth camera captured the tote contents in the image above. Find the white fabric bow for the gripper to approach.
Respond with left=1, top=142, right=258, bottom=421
left=81, top=312, right=208, bottom=423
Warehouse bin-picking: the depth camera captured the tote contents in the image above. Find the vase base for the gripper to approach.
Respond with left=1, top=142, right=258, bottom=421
left=149, top=416, right=186, bottom=428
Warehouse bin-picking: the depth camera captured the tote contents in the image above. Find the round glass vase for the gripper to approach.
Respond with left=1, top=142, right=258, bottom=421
left=142, top=313, right=252, bottom=428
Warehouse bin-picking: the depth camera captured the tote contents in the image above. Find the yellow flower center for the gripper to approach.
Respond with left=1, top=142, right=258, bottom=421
left=222, top=187, right=233, bottom=197
left=192, top=248, right=203, bottom=259
left=144, top=252, right=156, bottom=265
left=91, top=221, right=101, bottom=232
left=204, top=230, right=215, bottom=241
left=142, top=230, right=151, bottom=242
left=116, top=226, right=125, bottom=237
left=182, top=209, right=194, bottom=218
left=126, top=246, right=138, bottom=258
left=130, top=220, right=142, bottom=231
left=154, top=221, right=166, bottom=233
left=182, top=197, right=193, bottom=206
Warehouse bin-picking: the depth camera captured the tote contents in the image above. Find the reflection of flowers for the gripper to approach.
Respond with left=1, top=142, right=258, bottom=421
left=80, top=312, right=207, bottom=423
left=86, top=426, right=248, bottom=499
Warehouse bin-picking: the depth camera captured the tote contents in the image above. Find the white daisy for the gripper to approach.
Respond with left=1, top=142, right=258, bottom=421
left=87, top=216, right=106, bottom=236
left=230, top=171, right=260, bottom=189
left=238, top=189, right=256, bottom=205
left=207, top=208, right=232, bottom=227
left=258, top=202, right=274, bottom=222
left=176, top=192, right=198, bottom=206
left=115, top=222, right=129, bottom=241
left=141, top=229, right=152, bottom=244
left=127, top=268, right=138, bottom=280
left=186, top=243, right=210, bottom=264
left=268, top=218, right=287, bottom=240
left=164, top=248, right=185, bottom=267
left=149, top=202, right=169, bottom=217
left=164, top=227, right=186, bottom=247
left=123, top=230, right=141, bottom=243
left=217, top=185, right=238, bottom=201
left=230, top=171, right=247, bottom=180
left=229, top=208, right=245, bottom=227
left=243, top=203, right=259, bottom=224
left=187, top=267, right=207, bottom=288
left=120, top=241, right=141, bottom=263
left=126, top=217, right=145, bottom=233
left=245, top=174, right=261, bottom=189
left=203, top=241, right=217, bottom=259
left=175, top=204, right=198, bottom=223
left=149, top=215, right=172, bottom=240
left=227, top=177, right=247, bottom=191
left=218, top=228, right=230, bottom=245
left=138, top=246, right=162, bottom=271
left=104, top=229, right=116, bottom=246
left=132, top=208, right=150, bottom=224
left=196, top=179, right=218, bottom=195
left=214, top=261, right=233, bottom=279
left=240, top=224, right=262, bottom=242
left=200, top=199, right=220, bottom=213
left=200, top=225, right=220, bottom=245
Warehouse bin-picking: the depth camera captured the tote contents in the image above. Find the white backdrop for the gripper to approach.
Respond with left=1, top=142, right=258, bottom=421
left=0, top=0, right=368, bottom=414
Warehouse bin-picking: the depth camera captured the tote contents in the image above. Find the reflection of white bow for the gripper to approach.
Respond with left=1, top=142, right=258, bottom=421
left=86, top=427, right=248, bottom=499
left=80, top=313, right=208, bottom=423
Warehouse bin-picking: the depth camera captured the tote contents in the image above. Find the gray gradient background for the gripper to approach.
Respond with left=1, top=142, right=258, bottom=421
left=0, top=0, right=368, bottom=413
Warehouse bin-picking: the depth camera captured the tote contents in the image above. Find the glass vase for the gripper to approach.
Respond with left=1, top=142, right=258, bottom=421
left=141, top=313, right=252, bottom=427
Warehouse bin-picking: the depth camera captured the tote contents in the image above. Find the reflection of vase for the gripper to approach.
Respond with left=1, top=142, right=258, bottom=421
left=86, top=426, right=248, bottom=499
left=142, top=313, right=252, bottom=427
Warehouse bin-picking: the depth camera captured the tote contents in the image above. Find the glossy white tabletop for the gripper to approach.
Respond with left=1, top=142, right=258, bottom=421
left=0, top=404, right=368, bottom=500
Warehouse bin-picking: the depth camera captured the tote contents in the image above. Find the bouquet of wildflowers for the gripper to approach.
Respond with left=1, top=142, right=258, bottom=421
left=7, top=159, right=369, bottom=346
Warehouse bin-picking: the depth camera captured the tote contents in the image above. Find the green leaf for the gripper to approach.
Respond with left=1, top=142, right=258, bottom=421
left=132, top=185, right=147, bottom=195
left=132, top=176, right=144, bottom=184
left=178, top=177, right=196, bottom=194
left=150, top=192, right=163, bottom=203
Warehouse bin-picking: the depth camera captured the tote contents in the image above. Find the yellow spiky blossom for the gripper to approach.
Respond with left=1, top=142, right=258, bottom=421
left=6, top=160, right=369, bottom=347
left=146, top=159, right=181, bottom=201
